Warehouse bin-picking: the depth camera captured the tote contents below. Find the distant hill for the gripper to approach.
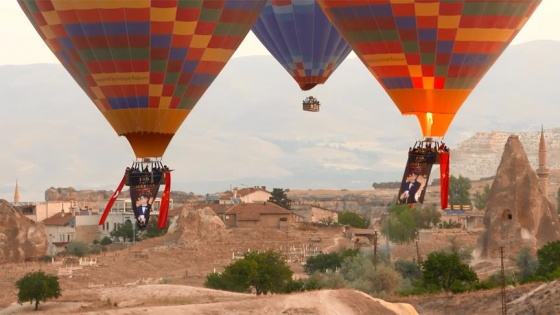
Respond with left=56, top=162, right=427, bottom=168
left=0, top=40, right=558, bottom=201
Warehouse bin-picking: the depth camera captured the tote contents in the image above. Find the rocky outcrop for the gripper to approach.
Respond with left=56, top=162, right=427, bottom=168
left=44, top=187, right=200, bottom=205
left=451, top=128, right=560, bottom=181
left=45, top=187, right=114, bottom=203
left=475, top=135, right=560, bottom=260
left=0, top=200, right=48, bottom=263
left=168, top=206, right=227, bottom=242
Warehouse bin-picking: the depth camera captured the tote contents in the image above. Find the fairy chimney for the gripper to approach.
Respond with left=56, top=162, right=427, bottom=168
left=0, top=200, right=48, bottom=263
left=475, top=135, right=560, bottom=260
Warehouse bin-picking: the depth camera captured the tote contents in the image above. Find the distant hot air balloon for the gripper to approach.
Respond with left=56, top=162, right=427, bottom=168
left=317, top=0, right=541, bottom=207
left=19, top=0, right=266, bottom=228
left=251, top=0, right=352, bottom=112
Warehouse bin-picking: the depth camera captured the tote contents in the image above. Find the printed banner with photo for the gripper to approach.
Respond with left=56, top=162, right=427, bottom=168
left=128, top=171, right=163, bottom=228
left=396, top=151, right=435, bottom=205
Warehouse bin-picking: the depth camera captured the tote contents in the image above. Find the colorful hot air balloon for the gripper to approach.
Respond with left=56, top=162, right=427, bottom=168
left=317, top=0, right=540, bottom=137
left=19, top=0, right=266, bottom=228
left=317, top=0, right=541, bottom=208
left=251, top=0, right=352, bottom=111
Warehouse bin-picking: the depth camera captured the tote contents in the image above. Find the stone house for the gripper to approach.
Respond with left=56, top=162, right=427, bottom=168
left=220, top=186, right=271, bottom=204
left=440, top=209, right=484, bottom=229
left=291, top=204, right=339, bottom=224
left=224, top=202, right=295, bottom=228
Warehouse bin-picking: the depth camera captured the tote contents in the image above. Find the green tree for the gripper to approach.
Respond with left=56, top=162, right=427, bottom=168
left=65, top=241, right=91, bottom=257
left=204, top=250, right=293, bottom=295
left=381, top=205, right=416, bottom=244
left=110, top=220, right=136, bottom=242
left=412, top=204, right=441, bottom=229
left=338, top=211, right=370, bottom=228
left=473, top=184, right=490, bottom=210
left=145, top=218, right=167, bottom=238
left=421, top=251, right=478, bottom=293
left=449, top=175, right=471, bottom=207
left=516, top=247, right=538, bottom=282
left=535, top=240, right=560, bottom=279
left=15, top=271, right=61, bottom=311
left=100, top=236, right=112, bottom=246
left=304, top=248, right=359, bottom=274
left=268, top=188, right=292, bottom=209
left=394, top=259, right=421, bottom=280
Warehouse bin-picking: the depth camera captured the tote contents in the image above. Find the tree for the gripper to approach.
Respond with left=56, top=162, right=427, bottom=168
left=304, top=248, right=359, bottom=274
left=421, top=251, right=478, bottom=293
left=535, top=240, right=560, bottom=279
left=449, top=175, right=471, bottom=207
left=65, top=241, right=91, bottom=257
left=16, top=271, right=61, bottom=311
left=145, top=218, right=167, bottom=238
left=100, top=236, right=112, bottom=246
left=394, top=259, right=421, bottom=281
left=204, top=250, right=293, bottom=295
left=338, top=211, right=370, bottom=228
left=268, top=188, right=292, bottom=209
left=110, top=220, right=136, bottom=242
left=412, top=204, right=441, bottom=229
left=473, top=184, right=490, bottom=210
left=516, top=247, right=538, bottom=282
left=381, top=205, right=416, bottom=244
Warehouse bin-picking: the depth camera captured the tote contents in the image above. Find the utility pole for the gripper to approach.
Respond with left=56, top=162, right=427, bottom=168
left=415, top=229, right=421, bottom=268
left=373, top=230, right=378, bottom=271
left=500, top=246, right=507, bottom=315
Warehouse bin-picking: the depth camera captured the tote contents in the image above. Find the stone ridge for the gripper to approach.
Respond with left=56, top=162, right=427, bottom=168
left=451, top=128, right=560, bottom=180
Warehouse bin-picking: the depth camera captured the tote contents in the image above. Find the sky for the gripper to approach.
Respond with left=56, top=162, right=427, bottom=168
left=1, top=1, right=559, bottom=201
left=1, top=0, right=560, bottom=65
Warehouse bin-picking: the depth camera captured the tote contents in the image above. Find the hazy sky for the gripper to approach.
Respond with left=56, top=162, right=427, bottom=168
left=1, top=0, right=559, bottom=65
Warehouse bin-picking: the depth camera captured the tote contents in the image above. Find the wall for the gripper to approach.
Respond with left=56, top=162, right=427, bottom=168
left=75, top=215, right=101, bottom=243
left=310, top=206, right=339, bottom=223
left=241, top=191, right=271, bottom=203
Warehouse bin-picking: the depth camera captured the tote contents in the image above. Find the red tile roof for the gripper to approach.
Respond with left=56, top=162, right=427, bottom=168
left=42, top=212, right=74, bottom=226
left=225, top=202, right=292, bottom=221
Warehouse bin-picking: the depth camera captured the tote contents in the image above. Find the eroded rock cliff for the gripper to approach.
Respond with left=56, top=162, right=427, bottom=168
left=0, top=200, right=48, bottom=263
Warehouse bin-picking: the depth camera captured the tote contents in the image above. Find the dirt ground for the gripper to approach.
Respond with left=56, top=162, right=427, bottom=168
left=0, top=222, right=557, bottom=315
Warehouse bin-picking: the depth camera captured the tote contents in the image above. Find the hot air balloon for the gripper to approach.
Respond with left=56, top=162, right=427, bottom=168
left=317, top=0, right=541, bottom=206
left=251, top=0, right=352, bottom=112
left=19, top=0, right=266, bottom=228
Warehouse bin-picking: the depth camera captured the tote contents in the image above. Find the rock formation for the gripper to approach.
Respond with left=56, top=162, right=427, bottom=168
left=476, top=135, right=560, bottom=260
left=0, top=200, right=48, bottom=263
left=168, top=206, right=227, bottom=242
left=451, top=128, right=560, bottom=181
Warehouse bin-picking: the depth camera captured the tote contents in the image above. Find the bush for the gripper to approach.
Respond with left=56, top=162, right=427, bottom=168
left=100, top=236, right=113, bottom=246
left=394, top=259, right=421, bottom=280
left=38, top=255, right=52, bottom=263
left=65, top=241, right=91, bottom=257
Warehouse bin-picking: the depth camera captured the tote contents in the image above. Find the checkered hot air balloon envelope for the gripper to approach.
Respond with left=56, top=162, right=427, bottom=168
left=18, top=0, right=267, bottom=228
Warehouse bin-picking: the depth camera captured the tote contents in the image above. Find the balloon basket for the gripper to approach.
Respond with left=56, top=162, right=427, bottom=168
left=302, top=96, right=320, bottom=112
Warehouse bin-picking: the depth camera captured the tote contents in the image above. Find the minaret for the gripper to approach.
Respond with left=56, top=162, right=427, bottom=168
left=14, top=180, right=21, bottom=203
left=536, top=127, right=550, bottom=198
